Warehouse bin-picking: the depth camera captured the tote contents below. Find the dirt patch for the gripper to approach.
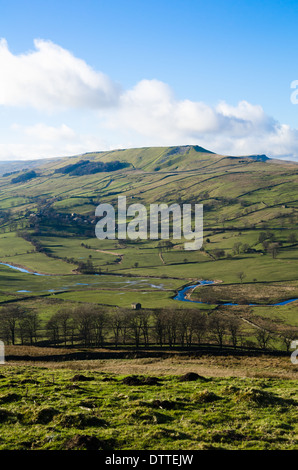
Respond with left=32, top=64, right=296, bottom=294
left=65, top=384, right=81, bottom=390
left=234, top=387, right=296, bottom=407
left=64, top=434, right=104, bottom=450
left=126, top=407, right=172, bottom=424
left=211, top=429, right=247, bottom=443
left=101, top=376, right=117, bottom=382
left=192, top=390, right=221, bottom=403
left=178, top=372, right=208, bottom=382
left=33, top=407, right=59, bottom=424
left=146, top=399, right=183, bottom=410
left=6, top=348, right=297, bottom=380
left=71, top=374, right=93, bottom=382
left=58, top=412, right=107, bottom=429
left=79, top=399, right=97, bottom=409
left=0, top=393, right=21, bottom=404
left=20, top=378, right=39, bottom=384
left=0, top=408, right=18, bottom=423
left=148, top=427, right=191, bottom=441
left=121, top=375, right=161, bottom=386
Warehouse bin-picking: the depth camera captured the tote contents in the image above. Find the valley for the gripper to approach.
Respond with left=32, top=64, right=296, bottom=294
left=0, top=146, right=297, bottom=348
left=0, top=145, right=296, bottom=450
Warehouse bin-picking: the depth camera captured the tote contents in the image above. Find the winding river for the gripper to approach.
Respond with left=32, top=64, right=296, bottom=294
left=173, top=280, right=298, bottom=307
left=1, top=261, right=298, bottom=307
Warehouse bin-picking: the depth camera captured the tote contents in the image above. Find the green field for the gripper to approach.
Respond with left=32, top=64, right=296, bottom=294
left=0, top=363, right=296, bottom=450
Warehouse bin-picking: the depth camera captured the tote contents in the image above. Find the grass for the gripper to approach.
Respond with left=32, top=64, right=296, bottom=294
left=0, top=356, right=296, bottom=450
left=0, top=232, right=77, bottom=275
left=54, top=289, right=177, bottom=309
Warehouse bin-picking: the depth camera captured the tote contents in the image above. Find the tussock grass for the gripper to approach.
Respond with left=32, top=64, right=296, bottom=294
left=0, top=358, right=296, bottom=450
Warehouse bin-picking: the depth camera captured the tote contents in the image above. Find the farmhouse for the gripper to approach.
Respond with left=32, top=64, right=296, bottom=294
left=131, top=303, right=141, bottom=310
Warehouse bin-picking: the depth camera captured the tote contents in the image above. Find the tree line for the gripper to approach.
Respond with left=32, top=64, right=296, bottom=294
left=0, top=304, right=296, bottom=352
left=54, top=159, right=129, bottom=176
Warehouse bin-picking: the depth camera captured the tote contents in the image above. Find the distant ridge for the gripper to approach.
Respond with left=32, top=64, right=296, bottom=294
left=3, top=145, right=298, bottom=178
left=81, top=144, right=215, bottom=158
left=244, top=154, right=269, bottom=162
left=193, top=145, right=215, bottom=154
left=226, top=153, right=269, bottom=162
left=162, top=144, right=214, bottom=155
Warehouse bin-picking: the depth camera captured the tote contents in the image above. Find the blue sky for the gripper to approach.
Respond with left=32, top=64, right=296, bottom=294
left=1, top=0, right=298, bottom=161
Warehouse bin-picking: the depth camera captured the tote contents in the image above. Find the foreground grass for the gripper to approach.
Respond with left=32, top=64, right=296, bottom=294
left=0, top=356, right=297, bottom=450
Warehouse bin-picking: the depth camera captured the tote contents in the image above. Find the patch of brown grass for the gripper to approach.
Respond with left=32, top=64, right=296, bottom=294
left=3, top=348, right=297, bottom=380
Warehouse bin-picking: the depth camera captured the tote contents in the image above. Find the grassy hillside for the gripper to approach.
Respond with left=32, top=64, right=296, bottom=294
left=0, top=360, right=296, bottom=450
left=0, top=144, right=296, bottom=350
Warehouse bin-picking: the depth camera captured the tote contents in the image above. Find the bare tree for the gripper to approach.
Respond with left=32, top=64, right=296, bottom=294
left=208, top=313, right=226, bottom=348
left=46, top=316, right=60, bottom=345
left=267, top=242, right=280, bottom=259
left=51, top=309, right=73, bottom=346
left=109, top=310, right=125, bottom=348
left=255, top=328, right=272, bottom=351
left=192, top=311, right=207, bottom=345
left=177, top=310, right=200, bottom=347
left=279, top=328, right=298, bottom=353
left=93, top=309, right=107, bottom=347
left=165, top=309, right=178, bottom=348
left=177, top=310, right=189, bottom=347
left=139, top=310, right=151, bottom=347
left=227, top=316, right=241, bottom=349
left=19, top=312, right=40, bottom=345
left=0, top=305, right=24, bottom=345
left=72, top=305, right=96, bottom=346
left=153, top=309, right=167, bottom=347
left=127, top=310, right=143, bottom=348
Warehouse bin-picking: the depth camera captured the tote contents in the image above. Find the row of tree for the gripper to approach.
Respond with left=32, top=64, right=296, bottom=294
left=54, top=159, right=129, bottom=176
left=0, top=304, right=296, bottom=352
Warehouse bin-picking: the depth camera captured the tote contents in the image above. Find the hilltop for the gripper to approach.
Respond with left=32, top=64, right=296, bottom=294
left=0, top=144, right=296, bottom=229
left=0, top=144, right=275, bottom=177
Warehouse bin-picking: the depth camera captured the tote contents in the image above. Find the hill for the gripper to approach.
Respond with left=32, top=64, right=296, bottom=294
left=0, top=144, right=296, bottom=229
left=0, top=144, right=296, bottom=355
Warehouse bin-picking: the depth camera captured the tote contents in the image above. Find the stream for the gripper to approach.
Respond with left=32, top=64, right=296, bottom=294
left=173, top=280, right=298, bottom=307
left=0, top=262, right=46, bottom=276
left=1, top=262, right=298, bottom=307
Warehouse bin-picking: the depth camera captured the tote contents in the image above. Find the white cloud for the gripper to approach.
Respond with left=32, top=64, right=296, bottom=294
left=0, top=123, right=111, bottom=160
left=105, top=79, right=245, bottom=140
left=102, top=79, right=298, bottom=160
left=0, top=39, right=298, bottom=161
left=111, top=80, right=223, bottom=136
left=23, top=123, right=76, bottom=141
left=0, top=39, right=120, bottom=110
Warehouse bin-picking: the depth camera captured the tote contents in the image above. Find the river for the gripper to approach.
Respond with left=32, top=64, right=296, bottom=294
left=174, top=280, right=298, bottom=307
left=1, top=261, right=297, bottom=307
